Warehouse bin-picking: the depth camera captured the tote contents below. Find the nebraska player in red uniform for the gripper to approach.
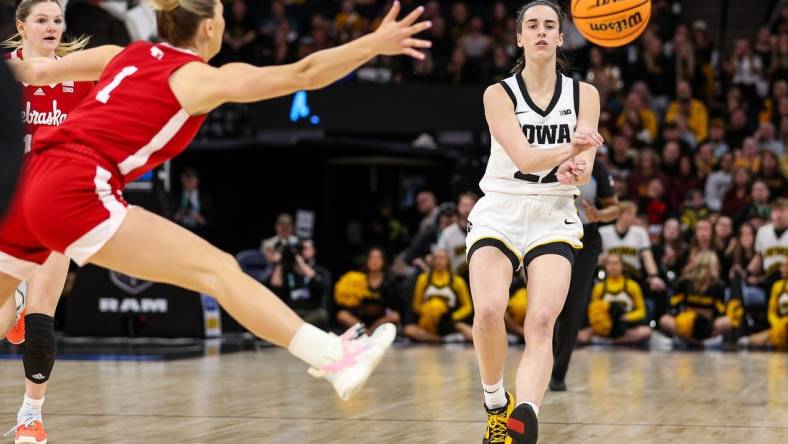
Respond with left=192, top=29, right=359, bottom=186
left=0, top=1, right=91, bottom=442
left=2, top=0, right=430, bottom=434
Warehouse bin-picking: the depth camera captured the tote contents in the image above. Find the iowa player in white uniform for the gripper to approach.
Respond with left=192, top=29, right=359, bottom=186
left=465, top=2, right=602, bottom=443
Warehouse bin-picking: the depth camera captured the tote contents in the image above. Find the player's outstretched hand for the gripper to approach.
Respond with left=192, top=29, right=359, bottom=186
left=370, top=1, right=432, bottom=60
left=570, top=128, right=603, bottom=155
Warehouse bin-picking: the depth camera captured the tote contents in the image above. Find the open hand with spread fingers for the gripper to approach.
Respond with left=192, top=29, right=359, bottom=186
left=370, top=1, right=433, bottom=60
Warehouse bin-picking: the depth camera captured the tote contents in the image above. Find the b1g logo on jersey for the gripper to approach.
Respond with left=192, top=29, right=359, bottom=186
left=522, top=123, right=571, bottom=145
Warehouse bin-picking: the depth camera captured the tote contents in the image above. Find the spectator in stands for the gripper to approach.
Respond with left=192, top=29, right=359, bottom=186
left=641, top=178, right=670, bottom=228
left=403, top=247, right=473, bottom=343
left=731, top=222, right=758, bottom=279
left=639, top=32, right=674, bottom=104
left=404, top=202, right=457, bottom=272
left=448, top=1, right=470, bottom=41
left=459, top=16, right=491, bottom=82
left=607, top=133, right=636, bottom=178
left=708, top=118, right=731, bottom=158
left=734, top=137, right=763, bottom=174
left=736, top=180, right=772, bottom=226
left=666, top=80, right=709, bottom=142
left=627, top=150, right=668, bottom=203
left=222, top=0, right=257, bottom=63
left=758, top=150, right=786, bottom=197
left=653, top=218, right=688, bottom=283
left=679, top=189, right=710, bottom=233
left=757, top=121, right=784, bottom=156
left=685, top=218, right=716, bottom=267
left=415, top=190, right=438, bottom=234
left=173, top=168, right=213, bottom=240
left=617, top=90, right=659, bottom=144
left=705, top=152, right=734, bottom=211
left=768, top=30, right=788, bottom=83
left=671, top=156, right=702, bottom=210
left=334, top=0, right=365, bottom=44
left=713, top=215, right=737, bottom=283
left=334, top=247, right=402, bottom=334
left=753, top=198, right=788, bottom=281
left=437, top=192, right=478, bottom=278
left=578, top=254, right=651, bottom=345
left=722, top=167, right=753, bottom=216
left=266, top=239, right=330, bottom=328
left=586, top=46, right=623, bottom=97
left=660, top=251, right=733, bottom=345
left=727, top=108, right=752, bottom=151
left=728, top=38, right=769, bottom=99
left=600, top=201, right=667, bottom=320
left=694, top=142, right=716, bottom=179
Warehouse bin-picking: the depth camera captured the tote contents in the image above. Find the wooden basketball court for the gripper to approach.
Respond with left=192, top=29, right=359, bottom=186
left=0, top=345, right=786, bottom=443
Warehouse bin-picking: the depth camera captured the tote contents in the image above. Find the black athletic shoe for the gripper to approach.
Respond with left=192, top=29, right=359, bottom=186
left=506, top=403, right=538, bottom=444
left=548, top=377, right=566, bottom=392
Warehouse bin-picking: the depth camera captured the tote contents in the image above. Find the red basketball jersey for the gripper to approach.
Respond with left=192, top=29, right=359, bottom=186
left=33, top=42, right=208, bottom=183
left=6, top=50, right=93, bottom=153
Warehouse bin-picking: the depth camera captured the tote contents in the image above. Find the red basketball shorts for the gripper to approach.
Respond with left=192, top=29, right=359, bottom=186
left=0, top=146, right=129, bottom=280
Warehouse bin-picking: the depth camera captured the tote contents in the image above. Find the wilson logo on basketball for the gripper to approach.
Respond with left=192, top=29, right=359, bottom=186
left=572, top=0, right=651, bottom=47
left=588, top=11, right=644, bottom=34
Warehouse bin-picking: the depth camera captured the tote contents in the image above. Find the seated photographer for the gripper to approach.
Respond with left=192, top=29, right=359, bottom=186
left=403, top=248, right=473, bottom=343
left=334, top=247, right=402, bottom=334
left=659, top=251, right=736, bottom=345
left=261, top=213, right=299, bottom=253
left=265, top=239, right=330, bottom=329
left=577, top=254, right=652, bottom=345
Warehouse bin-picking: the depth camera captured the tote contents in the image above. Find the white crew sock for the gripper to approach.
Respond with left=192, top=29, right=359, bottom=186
left=287, top=323, right=338, bottom=369
left=18, top=395, right=44, bottom=422
left=482, top=379, right=507, bottom=410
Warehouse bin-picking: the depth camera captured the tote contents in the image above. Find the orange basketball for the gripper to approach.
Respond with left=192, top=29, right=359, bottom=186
left=571, top=0, right=651, bottom=47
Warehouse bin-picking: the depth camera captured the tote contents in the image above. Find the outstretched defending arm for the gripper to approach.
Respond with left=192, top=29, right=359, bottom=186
left=174, top=1, right=432, bottom=115
left=8, top=45, right=123, bottom=85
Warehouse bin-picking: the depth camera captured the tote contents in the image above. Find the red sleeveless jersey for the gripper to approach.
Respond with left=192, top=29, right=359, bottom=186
left=33, top=41, right=208, bottom=183
left=5, top=50, right=93, bottom=153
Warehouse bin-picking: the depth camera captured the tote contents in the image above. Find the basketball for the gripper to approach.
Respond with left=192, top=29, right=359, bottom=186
left=572, top=0, right=651, bottom=47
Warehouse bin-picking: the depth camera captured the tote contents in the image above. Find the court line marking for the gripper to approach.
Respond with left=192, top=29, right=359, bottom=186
left=0, top=413, right=785, bottom=430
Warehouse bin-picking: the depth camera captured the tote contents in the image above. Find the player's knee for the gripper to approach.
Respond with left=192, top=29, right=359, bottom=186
left=195, top=252, right=241, bottom=295
left=23, top=314, right=56, bottom=384
left=524, top=310, right=555, bottom=339
left=473, top=301, right=506, bottom=329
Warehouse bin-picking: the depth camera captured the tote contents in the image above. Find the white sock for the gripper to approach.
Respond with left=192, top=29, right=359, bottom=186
left=22, top=395, right=44, bottom=412
left=18, top=395, right=44, bottom=422
left=517, top=401, right=540, bottom=417
left=482, top=379, right=507, bottom=410
left=287, top=323, right=338, bottom=369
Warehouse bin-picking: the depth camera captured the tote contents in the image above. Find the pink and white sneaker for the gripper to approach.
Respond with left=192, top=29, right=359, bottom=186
left=308, top=323, right=395, bottom=400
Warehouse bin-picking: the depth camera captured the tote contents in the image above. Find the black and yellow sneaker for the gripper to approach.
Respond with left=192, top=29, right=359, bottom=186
left=505, top=403, right=538, bottom=444
left=482, top=391, right=514, bottom=444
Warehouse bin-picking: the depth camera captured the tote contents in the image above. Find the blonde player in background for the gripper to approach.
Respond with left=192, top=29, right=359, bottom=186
left=0, top=1, right=92, bottom=442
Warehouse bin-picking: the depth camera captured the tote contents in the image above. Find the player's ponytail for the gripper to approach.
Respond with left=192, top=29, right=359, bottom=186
left=148, top=0, right=215, bottom=47
left=0, top=0, right=89, bottom=57
left=511, top=0, right=571, bottom=74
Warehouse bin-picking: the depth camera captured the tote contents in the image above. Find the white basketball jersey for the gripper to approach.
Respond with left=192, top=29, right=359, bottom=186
left=755, top=224, right=787, bottom=275
left=480, top=72, right=580, bottom=197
